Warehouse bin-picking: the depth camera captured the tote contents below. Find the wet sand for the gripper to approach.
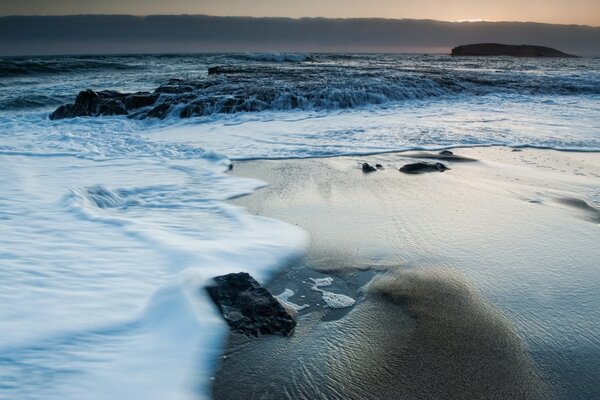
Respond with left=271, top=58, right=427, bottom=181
left=212, top=147, right=600, bottom=399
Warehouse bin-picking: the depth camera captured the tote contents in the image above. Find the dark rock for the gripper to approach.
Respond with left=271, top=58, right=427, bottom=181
left=439, top=150, right=453, bottom=155
left=451, top=43, right=577, bottom=58
left=512, top=148, right=522, bottom=152
left=399, top=162, right=449, bottom=174
left=49, top=89, right=158, bottom=120
left=375, top=164, right=384, bottom=169
left=123, top=93, right=159, bottom=109
left=48, top=105, right=71, bottom=120
left=206, top=272, right=296, bottom=337
left=179, top=101, right=205, bottom=118
left=144, top=103, right=172, bottom=119
left=362, top=163, right=377, bottom=173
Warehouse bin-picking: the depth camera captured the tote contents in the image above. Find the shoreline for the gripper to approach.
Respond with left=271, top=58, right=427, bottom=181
left=212, top=146, right=600, bottom=399
left=228, top=145, right=600, bottom=162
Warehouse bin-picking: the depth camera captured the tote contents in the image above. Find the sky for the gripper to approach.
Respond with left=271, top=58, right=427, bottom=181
left=1, top=0, right=599, bottom=26
left=2, top=15, right=599, bottom=56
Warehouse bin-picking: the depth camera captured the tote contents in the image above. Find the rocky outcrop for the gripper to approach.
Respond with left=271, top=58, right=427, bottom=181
left=399, top=162, right=449, bottom=174
left=451, top=43, right=576, bottom=58
left=49, top=89, right=158, bottom=120
left=206, top=272, right=297, bottom=337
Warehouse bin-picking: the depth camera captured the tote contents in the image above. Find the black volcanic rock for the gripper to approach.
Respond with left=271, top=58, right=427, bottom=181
left=206, top=272, right=297, bottom=337
left=362, top=162, right=377, bottom=173
left=49, top=89, right=158, bottom=120
left=451, top=43, right=576, bottom=58
left=400, top=162, right=449, bottom=174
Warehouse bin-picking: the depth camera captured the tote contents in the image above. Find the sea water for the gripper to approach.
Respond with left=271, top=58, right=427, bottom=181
left=0, top=53, right=599, bottom=399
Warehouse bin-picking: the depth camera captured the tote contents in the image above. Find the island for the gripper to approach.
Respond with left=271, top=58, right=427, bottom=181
left=451, top=43, right=577, bottom=57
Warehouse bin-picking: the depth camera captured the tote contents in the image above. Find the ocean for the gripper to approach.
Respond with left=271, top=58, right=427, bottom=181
left=0, top=53, right=599, bottom=399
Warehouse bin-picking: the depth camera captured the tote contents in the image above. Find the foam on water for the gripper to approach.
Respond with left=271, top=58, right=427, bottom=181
left=148, top=92, right=600, bottom=159
left=0, top=120, right=308, bottom=399
left=308, top=277, right=356, bottom=309
left=310, top=277, right=334, bottom=287
left=319, top=291, right=356, bottom=309
left=274, top=289, right=310, bottom=311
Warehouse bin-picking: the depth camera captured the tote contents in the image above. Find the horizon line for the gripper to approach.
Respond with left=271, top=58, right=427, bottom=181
left=1, top=14, right=598, bottom=29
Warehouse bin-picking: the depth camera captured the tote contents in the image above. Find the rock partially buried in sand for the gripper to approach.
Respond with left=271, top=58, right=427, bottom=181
left=361, top=162, right=377, bottom=173
left=439, top=150, right=453, bottom=155
left=206, top=272, right=297, bottom=337
left=400, top=162, right=449, bottom=174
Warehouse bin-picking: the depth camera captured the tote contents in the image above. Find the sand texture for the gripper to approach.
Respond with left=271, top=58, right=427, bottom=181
left=213, top=148, right=600, bottom=399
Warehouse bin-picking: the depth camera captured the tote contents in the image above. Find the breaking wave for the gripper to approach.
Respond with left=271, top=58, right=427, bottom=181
left=49, top=62, right=600, bottom=120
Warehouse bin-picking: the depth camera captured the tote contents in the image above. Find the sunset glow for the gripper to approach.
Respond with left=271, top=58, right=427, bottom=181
left=1, top=0, right=599, bottom=26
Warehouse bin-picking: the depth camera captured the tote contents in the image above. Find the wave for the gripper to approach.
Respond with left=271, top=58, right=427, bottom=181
left=48, top=64, right=600, bottom=120
left=238, top=52, right=315, bottom=62
left=0, top=94, right=71, bottom=110
left=0, top=58, right=142, bottom=78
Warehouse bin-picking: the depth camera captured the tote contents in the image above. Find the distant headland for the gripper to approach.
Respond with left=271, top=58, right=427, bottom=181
left=451, top=43, right=577, bottom=57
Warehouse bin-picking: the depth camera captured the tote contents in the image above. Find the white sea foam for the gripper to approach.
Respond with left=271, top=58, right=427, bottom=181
left=319, top=291, right=357, bottom=309
left=149, top=93, right=600, bottom=158
left=310, top=277, right=334, bottom=287
left=0, top=130, right=308, bottom=399
left=275, top=289, right=310, bottom=311
left=308, top=277, right=356, bottom=309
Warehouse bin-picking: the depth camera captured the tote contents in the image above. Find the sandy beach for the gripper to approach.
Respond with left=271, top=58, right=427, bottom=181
left=213, top=147, right=600, bottom=399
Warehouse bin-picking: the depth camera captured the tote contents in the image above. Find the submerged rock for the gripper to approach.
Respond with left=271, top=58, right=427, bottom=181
left=399, top=162, right=449, bottom=174
left=451, top=43, right=576, bottom=58
left=362, top=163, right=377, bottom=173
left=206, top=272, right=297, bottom=337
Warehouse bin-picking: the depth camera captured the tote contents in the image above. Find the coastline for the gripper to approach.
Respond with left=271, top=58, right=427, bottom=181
left=213, top=146, right=600, bottom=399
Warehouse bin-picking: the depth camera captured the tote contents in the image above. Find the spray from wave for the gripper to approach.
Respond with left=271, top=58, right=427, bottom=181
left=48, top=61, right=600, bottom=120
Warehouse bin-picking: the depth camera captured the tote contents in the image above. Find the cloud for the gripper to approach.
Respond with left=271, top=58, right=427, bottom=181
left=1, top=15, right=599, bottom=56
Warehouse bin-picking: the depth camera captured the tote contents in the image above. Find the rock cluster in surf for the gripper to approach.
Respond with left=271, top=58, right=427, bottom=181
left=49, top=89, right=158, bottom=120
left=206, top=272, right=297, bottom=337
left=47, top=57, right=598, bottom=121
